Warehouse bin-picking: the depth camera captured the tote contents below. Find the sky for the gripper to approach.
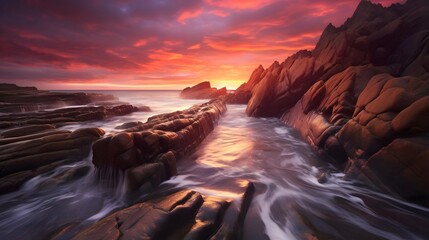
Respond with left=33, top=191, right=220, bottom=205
left=0, top=0, right=404, bottom=90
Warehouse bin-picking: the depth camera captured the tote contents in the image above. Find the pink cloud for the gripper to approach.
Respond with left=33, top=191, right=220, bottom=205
left=0, top=0, right=406, bottom=90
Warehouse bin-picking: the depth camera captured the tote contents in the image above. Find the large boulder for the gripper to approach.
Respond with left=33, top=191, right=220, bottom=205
left=180, top=81, right=227, bottom=99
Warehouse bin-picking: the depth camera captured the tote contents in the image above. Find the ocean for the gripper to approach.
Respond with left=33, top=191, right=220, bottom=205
left=0, top=90, right=428, bottom=240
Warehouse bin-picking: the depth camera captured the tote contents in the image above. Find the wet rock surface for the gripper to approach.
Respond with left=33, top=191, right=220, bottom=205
left=0, top=83, right=117, bottom=113
left=0, top=86, right=142, bottom=195
left=180, top=82, right=227, bottom=99
left=92, top=98, right=227, bottom=192
left=65, top=181, right=254, bottom=240
left=0, top=128, right=105, bottom=194
left=239, top=0, right=429, bottom=202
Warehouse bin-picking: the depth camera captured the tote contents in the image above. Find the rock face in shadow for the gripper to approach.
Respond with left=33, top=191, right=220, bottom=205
left=241, top=0, right=429, bottom=202
left=0, top=83, right=117, bottom=113
left=67, top=182, right=255, bottom=240
left=0, top=128, right=105, bottom=194
left=180, top=82, right=227, bottom=99
left=92, top=98, right=227, bottom=192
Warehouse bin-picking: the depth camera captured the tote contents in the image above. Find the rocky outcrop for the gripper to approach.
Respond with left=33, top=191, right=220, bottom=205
left=245, top=0, right=429, bottom=117
left=226, top=65, right=265, bottom=104
left=0, top=86, right=143, bottom=194
left=242, top=0, right=429, bottom=202
left=62, top=181, right=254, bottom=240
left=180, top=81, right=227, bottom=99
left=0, top=105, right=139, bottom=129
left=0, top=127, right=104, bottom=194
left=92, top=98, right=227, bottom=192
left=0, top=83, right=117, bottom=113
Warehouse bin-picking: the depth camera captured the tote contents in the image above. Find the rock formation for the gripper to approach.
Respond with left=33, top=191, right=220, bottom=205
left=92, top=98, right=227, bottom=192
left=0, top=83, right=117, bottom=112
left=0, top=127, right=105, bottom=194
left=0, top=86, right=143, bottom=194
left=226, top=65, right=265, bottom=104
left=240, top=0, right=429, bottom=202
left=180, top=81, right=227, bottom=99
left=53, top=182, right=254, bottom=240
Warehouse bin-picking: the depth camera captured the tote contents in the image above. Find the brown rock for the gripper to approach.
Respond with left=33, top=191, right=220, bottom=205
left=92, top=98, right=227, bottom=192
left=180, top=81, right=227, bottom=99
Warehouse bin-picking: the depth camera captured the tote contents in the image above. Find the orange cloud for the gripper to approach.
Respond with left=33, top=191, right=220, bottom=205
left=177, top=8, right=203, bottom=24
left=133, top=39, right=148, bottom=47
left=206, top=0, right=273, bottom=9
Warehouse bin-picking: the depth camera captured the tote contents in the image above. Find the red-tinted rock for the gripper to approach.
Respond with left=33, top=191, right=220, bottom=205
left=256, top=0, right=429, bottom=202
left=0, top=127, right=104, bottom=194
left=180, top=81, right=227, bottom=99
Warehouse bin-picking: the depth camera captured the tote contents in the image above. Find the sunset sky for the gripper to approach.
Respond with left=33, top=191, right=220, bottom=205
left=0, top=0, right=404, bottom=90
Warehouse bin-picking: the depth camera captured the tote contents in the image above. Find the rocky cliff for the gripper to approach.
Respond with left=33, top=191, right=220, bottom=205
left=240, top=0, right=429, bottom=202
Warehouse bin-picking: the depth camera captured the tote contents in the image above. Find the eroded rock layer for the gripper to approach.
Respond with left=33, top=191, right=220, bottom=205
left=240, top=0, right=429, bottom=202
left=92, top=98, right=227, bottom=192
left=0, top=128, right=105, bottom=194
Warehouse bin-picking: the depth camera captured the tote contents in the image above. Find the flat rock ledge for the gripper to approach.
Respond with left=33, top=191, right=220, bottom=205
left=0, top=104, right=140, bottom=194
left=92, top=98, right=227, bottom=192
left=0, top=83, right=117, bottom=113
left=0, top=105, right=139, bottom=129
left=0, top=128, right=105, bottom=194
left=58, top=182, right=255, bottom=240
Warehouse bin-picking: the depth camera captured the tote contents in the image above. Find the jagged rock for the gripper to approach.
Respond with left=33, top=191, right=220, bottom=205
left=0, top=83, right=117, bottom=113
left=180, top=81, right=227, bottom=99
left=68, top=181, right=255, bottom=240
left=93, top=98, right=227, bottom=192
left=246, top=0, right=429, bottom=202
left=227, top=65, right=265, bottom=104
left=0, top=128, right=105, bottom=194
left=245, top=0, right=429, bottom=118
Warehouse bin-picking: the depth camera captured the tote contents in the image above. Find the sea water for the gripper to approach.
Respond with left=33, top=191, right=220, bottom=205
left=0, top=91, right=428, bottom=240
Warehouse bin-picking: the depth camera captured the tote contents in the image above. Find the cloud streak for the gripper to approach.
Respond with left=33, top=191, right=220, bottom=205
left=0, top=0, right=404, bottom=90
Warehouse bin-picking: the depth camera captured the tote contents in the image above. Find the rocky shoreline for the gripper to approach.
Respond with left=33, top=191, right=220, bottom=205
left=0, top=86, right=233, bottom=238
